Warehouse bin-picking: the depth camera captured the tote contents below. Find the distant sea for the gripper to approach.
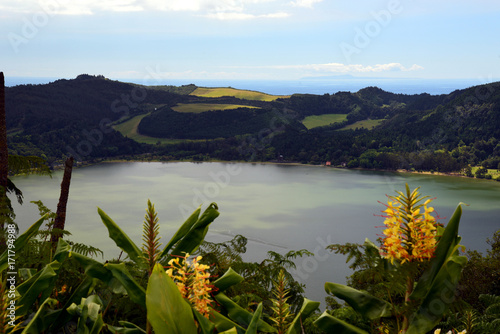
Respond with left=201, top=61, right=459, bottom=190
left=5, top=76, right=496, bottom=96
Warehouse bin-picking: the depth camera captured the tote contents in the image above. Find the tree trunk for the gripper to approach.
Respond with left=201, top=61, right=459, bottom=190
left=0, top=72, right=9, bottom=235
left=51, top=156, right=74, bottom=244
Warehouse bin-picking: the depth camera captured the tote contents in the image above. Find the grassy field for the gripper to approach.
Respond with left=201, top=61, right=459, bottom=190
left=113, top=113, right=191, bottom=144
left=302, top=114, right=348, bottom=129
left=171, top=103, right=259, bottom=113
left=471, top=167, right=500, bottom=179
left=190, top=87, right=289, bottom=101
left=338, top=119, right=385, bottom=131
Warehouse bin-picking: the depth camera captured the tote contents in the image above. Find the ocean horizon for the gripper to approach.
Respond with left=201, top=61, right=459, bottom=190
left=4, top=76, right=496, bottom=96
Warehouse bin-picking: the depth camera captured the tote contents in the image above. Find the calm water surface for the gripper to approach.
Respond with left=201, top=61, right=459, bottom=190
left=10, top=162, right=500, bottom=303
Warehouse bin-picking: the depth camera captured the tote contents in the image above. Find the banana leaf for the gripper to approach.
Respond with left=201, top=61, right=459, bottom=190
left=98, top=208, right=145, bottom=267
left=314, top=311, right=369, bottom=334
left=286, top=298, right=320, bottom=334
left=214, top=293, right=277, bottom=333
left=160, top=206, right=202, bottom=258
left=245, top=303, right=263, bottom=334
left=324, top=282, right=392, bottom=320
left=217, top=328, right=238, bottom=334
left=209, top=309, right=246, bottom=333
left=70, top=252, right=145, bottom=307
left=193, top=308, right=216, bottom=334
left=405, top=204, right=467, bottom=333
left=66, top=296, right=105, bottom=334
left=0, top=215, right=46, bottom=272
left=21, top=298, right=59, bottom=334
left=17, top=261, right=61, bottom=315
left=406, top=246, right=467, bottom=334
left=106, top=321, right=147, bottom=334
left=166, top=203, right=220, bottom=262
left=410, top=204, right=463, bottom=300
left=213, top=267, right=244, bottom=293
left=48, top=276, right=97, bottom=333
left=146, top=263, right=197, bottom=334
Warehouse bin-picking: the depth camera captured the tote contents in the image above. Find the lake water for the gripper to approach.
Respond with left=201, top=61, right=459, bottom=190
left=10, top=162, right=500, bottom=304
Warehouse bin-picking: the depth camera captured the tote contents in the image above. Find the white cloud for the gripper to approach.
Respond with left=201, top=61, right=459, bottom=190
left=204, top=11, right=289, bottom=20
left=290, top=0, right=323, bottom=8
left=2, top=0, right=289, bottom=19
left=260, top=62, right=424, bottom=73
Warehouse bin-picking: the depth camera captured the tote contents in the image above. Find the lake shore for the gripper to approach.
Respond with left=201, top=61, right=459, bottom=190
left=69, top=157, right=496, bottom=181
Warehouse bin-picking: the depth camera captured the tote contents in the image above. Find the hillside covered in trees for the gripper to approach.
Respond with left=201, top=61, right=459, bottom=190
left=5, top=74, right=500, bottom=173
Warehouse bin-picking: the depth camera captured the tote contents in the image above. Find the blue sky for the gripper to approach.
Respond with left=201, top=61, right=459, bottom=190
left=1, top=0, right=500, bottom=83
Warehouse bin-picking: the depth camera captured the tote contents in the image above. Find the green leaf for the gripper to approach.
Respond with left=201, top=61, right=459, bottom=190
left=286, top=298, right=320, bottom=334
left=166, top=203, right=220, bottom=262
left=21, top=298, right=59, bottom=334
left=146, top=263, right=197, bottom=334
left=193, top=308, right=216, bottom=334
left=70, top=252, right=146, bottom=308
left=407, top=248, right=467, bottom=334
left=98, top=207, right=145, bottom=266
left=217, top=328, right=238, bottom=334
left=214, top=293, right=277, bottom=333
left=213, top=267, right=244, bottom=293
left=406, top=204, right=468, bottom=334
left=314, top=311, right=370, bottom=334
left=209, top=309, right=245, bottom=333
left=245, top=303, right=263, bottom=334
left=0, top=215, right=46, bottom=272
left=410, top=204, right=463, bottom=300
left=17, top=261, right=61, bottom=315
left=160, top=206, right=201, bottom=258
left=48, top=276, right=97, bottom=333
left=106, top=321, right=147, bottom=334
left=324, top=282, right=392, bottom=320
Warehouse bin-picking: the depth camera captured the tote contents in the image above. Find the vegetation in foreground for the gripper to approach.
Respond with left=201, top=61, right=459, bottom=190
left=1, top=179, right=499, bottom=333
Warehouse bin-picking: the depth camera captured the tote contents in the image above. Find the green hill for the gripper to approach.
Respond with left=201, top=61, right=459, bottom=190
left=5, top=74, right=500, bottom=173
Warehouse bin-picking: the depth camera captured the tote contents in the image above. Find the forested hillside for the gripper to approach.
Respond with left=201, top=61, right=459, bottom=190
left=5, top=75, right=500, bottom=174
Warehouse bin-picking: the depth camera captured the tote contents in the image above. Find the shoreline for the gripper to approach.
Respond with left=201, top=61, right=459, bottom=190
left=66, top=157, right=500, bottom=182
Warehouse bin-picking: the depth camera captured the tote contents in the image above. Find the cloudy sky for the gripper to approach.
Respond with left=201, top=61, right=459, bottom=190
left=1, top=0, right=500, bottom=83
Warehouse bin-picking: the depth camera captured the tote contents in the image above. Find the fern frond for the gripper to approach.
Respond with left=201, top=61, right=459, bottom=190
left=69, top=242, right=103, bottom=258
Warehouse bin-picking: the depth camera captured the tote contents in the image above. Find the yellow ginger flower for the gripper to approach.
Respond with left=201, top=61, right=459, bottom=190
left=380, top=185, right=438, bottom=264
left=166, top=253, right=214, bottom=318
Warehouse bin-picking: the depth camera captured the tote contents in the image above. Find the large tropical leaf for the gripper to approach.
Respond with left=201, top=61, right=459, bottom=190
left=407, top=246, right=467, bottom=334
left=213, top=267, right=244, bottom=293
left=214, top=293, right=277, bottom=333
left=16, top=261, right=61, bottom=315
left=209, top=310, right=245, bottom=333
left=314, top=311, right=369, bottom=334
left=21, top=298, right=59, bottom=334
left=146, top=263, right=197, bottom=334
left=245, top=303, right=263, bottom=334
left=166, top=203, right=219, bottom=262
left=97, top=208, right=145, bottom=267
left=410, top=204, right=463, bottom=300
left=405, top=204, right=467, bottom=334
left=70, top=252, right=145, bottom=307
left=286, top=298, right=320, bottom=334
left=160, top=206, right=201, bottom=258
left=324, top=282, right=392, bottom=320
